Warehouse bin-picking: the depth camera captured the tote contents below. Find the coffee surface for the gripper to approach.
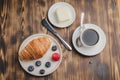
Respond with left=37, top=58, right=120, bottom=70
left=82, top=29, right=99, bottom=46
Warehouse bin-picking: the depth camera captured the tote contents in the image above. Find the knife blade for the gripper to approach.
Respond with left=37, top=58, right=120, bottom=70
left=42, top=19, right=72, bottom=51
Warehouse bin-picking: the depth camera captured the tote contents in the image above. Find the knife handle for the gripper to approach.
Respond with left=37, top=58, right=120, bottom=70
left=41, top=19, right=55, bottom=33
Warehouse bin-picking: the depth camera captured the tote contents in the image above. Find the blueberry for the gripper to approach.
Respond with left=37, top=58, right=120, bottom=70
left=35, top=61, right=41, bottom=66
left=52, top=45, right=57, bottom=51
left=45, top=62, right=51, bottom=68
left=28, top=66, right=34, bottom=72
left=39, top=69, right=45, bottom=74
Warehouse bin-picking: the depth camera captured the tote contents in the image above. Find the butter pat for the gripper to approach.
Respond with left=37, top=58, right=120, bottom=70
left=55, top=6, right=70, bottom=23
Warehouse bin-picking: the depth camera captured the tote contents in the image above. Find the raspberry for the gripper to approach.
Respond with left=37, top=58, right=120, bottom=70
left=52, top=53, right=60, bottom=61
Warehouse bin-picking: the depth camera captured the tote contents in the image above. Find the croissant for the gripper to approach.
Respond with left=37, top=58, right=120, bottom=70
left=19, top=36, right=51, bottom=61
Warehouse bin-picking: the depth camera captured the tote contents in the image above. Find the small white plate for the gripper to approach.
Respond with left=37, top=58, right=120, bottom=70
left=48, top=2, right=76, bottom=28
left=18, top=34, right=62, bottom=76
left=72, top=24, right=106, bottom=56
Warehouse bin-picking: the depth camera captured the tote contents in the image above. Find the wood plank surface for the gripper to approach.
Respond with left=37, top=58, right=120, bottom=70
left=0, top=0, right=120, bottom=80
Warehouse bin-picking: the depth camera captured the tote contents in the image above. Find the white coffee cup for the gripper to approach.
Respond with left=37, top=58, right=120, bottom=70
left=76, top=24, right=100, bottom=47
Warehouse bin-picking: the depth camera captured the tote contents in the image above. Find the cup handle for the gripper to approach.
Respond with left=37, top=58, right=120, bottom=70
left=76, top=36, right=83, bottom=47
left=76, top=25, right=86, bottom=47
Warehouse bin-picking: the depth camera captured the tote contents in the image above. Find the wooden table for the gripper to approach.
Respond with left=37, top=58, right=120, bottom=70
left=0, top=0, right=120, bottom=80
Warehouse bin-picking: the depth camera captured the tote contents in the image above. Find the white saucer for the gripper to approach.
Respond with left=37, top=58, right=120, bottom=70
left=18, top=34, right=62, bottom=76
left=72, top=24, right=106, bottom=56
left=48, top=2, right=76, bottom=28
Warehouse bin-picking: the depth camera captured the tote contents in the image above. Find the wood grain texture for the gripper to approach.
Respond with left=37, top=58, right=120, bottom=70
left=0, top=0, right=120, bottom=80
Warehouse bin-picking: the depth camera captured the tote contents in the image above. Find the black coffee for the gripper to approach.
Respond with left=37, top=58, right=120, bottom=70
left=82, top=29, right=99, bottom=46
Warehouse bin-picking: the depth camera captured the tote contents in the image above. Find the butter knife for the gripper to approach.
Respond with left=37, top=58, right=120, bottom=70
left=42, top=19, right=72, bottom=51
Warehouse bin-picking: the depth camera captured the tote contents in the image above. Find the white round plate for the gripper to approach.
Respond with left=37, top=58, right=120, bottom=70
left=48, top=2, right=76, bottom=28
left=72, top=24, right=106, bottom=56
left=18, top=34, right=62, bottom=76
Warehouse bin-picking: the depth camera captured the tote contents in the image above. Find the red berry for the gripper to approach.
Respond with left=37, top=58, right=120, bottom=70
left=52, top=53, right=60, bottom=61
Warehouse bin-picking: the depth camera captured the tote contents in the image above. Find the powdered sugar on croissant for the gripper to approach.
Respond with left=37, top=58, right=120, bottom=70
left=19, top=36, right=51, bottom=61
